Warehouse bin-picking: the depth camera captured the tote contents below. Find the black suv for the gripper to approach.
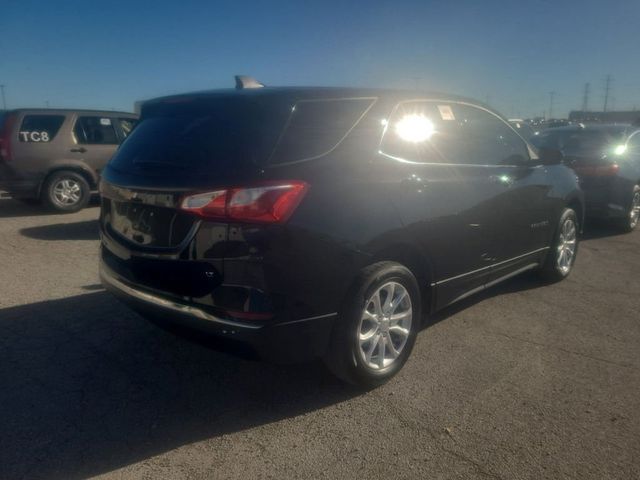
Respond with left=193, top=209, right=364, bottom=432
left=99, top=83, right=583, bottom=386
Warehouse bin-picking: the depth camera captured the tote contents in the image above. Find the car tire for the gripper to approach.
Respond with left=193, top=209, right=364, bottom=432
left=42, top=171, right=91, bottom=213
left=539, top=207, right=579, bottom=282
left=323, top=261, right=421, bottom=388
left=618, top=185, right=640, bottom=233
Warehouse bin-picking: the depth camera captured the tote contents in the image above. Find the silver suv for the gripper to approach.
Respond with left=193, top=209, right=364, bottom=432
left=0, top=109, right=138, bottom=212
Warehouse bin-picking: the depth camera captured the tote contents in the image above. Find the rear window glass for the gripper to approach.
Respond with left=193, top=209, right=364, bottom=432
left=533, top=128, right=626, bottom=155
left=109, top=97, right=290, bottom=175
left=18, top=115, right=65, bottom=143
left=74, top=116, right=119, bottom=144
left=268, top=98, right=375, bottom=165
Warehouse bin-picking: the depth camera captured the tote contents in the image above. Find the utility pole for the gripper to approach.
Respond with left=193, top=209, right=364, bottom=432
left=581, top=82, right=590, bottom=112
left=603, top=74, right=612, bottom=112
left=0, top=85, right=6, bottom=110
left=548, top=91, right=555, bottom=119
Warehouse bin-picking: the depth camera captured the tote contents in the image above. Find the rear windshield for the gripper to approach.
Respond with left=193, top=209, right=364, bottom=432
left=109, top=95, right=373, bottom=176
left=110, top=97, right=291, bottom=175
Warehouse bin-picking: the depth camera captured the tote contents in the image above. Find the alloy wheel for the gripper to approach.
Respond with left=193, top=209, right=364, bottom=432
left=557, top=217, right=577, bottom=275
left=52, top=178, right=82, bottom=206
left=357, top=281, right=413, bottom=370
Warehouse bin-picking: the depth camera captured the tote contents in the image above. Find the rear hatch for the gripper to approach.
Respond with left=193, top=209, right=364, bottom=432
left=101, top=94, right=293, bottom=250
left=100, top=91, right=375, bottom=317
left=562, top=130, right=627, bottom=194
left=101, top=92, right=376, bottom=250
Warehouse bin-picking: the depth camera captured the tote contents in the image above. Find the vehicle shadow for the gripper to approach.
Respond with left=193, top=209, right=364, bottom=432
left=581, top=218, right=629, bottom=240
left=0, top=198, right=53, bottom=218
left=0, top=292, right=360, bottom=480
left=0, top=197, right=100, bottom=219
left=19, top=219, right=100, bottom=241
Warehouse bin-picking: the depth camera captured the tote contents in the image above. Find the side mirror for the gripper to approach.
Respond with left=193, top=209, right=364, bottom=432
left=537, top=147, right=564, bottom=165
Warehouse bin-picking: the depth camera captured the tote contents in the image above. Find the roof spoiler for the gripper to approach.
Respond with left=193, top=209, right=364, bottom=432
left=235, top=75, right=265, bottom=90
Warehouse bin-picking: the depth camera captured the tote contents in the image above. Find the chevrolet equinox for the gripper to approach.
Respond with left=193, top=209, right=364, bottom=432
left=99, top=80, right=584, bottom=387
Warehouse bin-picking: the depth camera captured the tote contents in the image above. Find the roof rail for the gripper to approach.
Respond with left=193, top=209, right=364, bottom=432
left=234, top=75, right=265, bottom=90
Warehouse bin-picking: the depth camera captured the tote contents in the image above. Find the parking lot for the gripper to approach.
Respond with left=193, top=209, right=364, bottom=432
left=0, top=198, right=639, bottom=480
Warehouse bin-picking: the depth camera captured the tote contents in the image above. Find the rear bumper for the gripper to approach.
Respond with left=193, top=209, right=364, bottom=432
left=100, top=260, right=337, bottom=364
left=0, top=180, right=40, bottom=198
left=0, top=163, right=41, bottom=198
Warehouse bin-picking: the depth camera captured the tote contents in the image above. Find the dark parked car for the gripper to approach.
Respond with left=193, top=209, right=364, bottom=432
left=0, top=108, right=138, bottom=212
left=99, top=82, right=583, bottom=386
left=531, top=124, right=640, bottom=231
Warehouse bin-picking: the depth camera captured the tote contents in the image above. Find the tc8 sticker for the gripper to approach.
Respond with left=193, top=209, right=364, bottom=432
left=19, top=131, right=51, bottom=142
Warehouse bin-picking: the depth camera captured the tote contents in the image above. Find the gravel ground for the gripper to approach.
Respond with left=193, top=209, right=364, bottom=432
left=0, top=198, right=639, bottom=480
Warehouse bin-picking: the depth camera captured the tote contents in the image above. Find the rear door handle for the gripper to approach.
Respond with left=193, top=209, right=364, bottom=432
left=70, top=147, right=87, bottom=153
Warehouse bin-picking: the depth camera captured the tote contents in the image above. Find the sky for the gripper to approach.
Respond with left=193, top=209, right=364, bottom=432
left=2, top=0, right=640, bottom=118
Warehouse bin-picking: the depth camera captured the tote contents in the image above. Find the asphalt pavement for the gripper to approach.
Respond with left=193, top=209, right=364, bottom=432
left=1, top=198, right=639, bottom=480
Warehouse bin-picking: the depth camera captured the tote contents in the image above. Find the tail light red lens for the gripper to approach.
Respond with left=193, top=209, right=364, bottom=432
left=573, top=164, right=620, bottom=176
left=0, top=113, right=17, bottom=161
left=180, top=181, right=308, bottom=223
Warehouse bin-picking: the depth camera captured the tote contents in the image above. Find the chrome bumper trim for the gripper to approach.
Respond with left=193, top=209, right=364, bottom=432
left=100, top=263, right=263, bottom=330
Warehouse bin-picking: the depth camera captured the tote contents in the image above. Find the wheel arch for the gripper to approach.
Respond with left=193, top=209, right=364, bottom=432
left=370, top=242, right=435, bottom=319
left=566, top=194, right=585, bottom=233
left=38, top=165, right=97, bottom=197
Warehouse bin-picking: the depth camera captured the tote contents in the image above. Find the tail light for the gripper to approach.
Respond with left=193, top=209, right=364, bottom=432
left=573, top=164, right=620, bottom=176
left=0, top=113, right=16, bottom=162
left=180, top=181, right=309, bottom=224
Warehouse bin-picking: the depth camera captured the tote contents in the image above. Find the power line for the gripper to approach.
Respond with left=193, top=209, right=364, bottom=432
left=548, top=91, right=556, bottom=119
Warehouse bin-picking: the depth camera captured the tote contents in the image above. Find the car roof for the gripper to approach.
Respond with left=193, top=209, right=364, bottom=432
left=143, top=86, right=498, bottom=114
left=6, top=108, right=137, bottom=117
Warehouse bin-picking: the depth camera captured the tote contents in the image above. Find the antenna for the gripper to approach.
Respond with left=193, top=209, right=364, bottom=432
left=235, top=75, right=265, bottom=90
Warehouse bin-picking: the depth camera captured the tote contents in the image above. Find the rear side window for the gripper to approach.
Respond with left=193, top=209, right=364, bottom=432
left=18, top=115, right=65, bottom=143
left=268, top=98, right=375, bottom=165
left=118, top=118, right=137, bottom=138
left=74, top=116, right=118, bottom=145
left=380, top=101, right=529, bottom=166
